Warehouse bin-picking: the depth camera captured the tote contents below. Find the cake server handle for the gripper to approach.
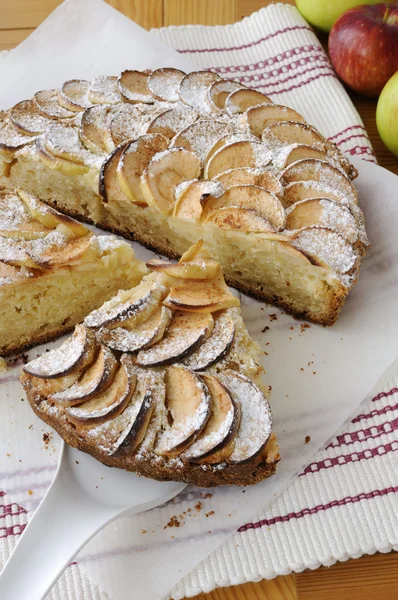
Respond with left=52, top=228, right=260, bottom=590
left=0, top=444, right=121, bottom=600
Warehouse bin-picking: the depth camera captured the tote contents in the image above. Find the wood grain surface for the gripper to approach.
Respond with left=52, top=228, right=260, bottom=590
left=0, top=1, right=396, bottom=599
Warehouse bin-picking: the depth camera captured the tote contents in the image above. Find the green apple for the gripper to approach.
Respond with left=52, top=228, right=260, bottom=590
left=295, top=0, right=380, bottom=33
left=376, top=71, right=398, bottom=158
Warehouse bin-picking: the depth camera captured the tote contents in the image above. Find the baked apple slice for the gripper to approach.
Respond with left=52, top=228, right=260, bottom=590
left=147, top=105, right=198, bottom=140
left=179, top=71, right=220, bottom=113
left=86, top=364, right=157, bottom=457
left=110, top=104, right=158, bottom=146
left=85, top=277, right=167, bottom=330
left=204, top=207, right=277, bottom=233
left=182, top=374, right=241, bottom=463
left=171, top=120, right=232, bottom=162
left=28, top=234, right=97, bottom=268
left=36, top=138, right=90, bottom=176
left=173, top=179, right=224, bottom=222
left=0, top=235, right=46, bottom=269
left=147, top=256, right=220, bottom=280
left=140, top=147, right=201, bottom=214
left=17, top=190, right=88, bottom=238
left=117, top=70, right=154, bottom=104
left=51, top=345, right=118, bottom=406
left=0, top=192, right=49, bottom=241
left=164, top=272, right=240, bottom=313
left=245, top=103, right=306, bottom=137
left=280, top=159, right=358, bottom=205
left=0, top=118, right=36, bottom=158
left=148, top=68, right=186, bottom=102
left=225, top=89, right=272, bottom=116
left=135, top=311, right=214, bottom=366
left=220, top=370, right=273, bottom=464
left=34, top=89, right=75, bottom=120
left=291, top=227, right=357, bottom=274
left=23, top=325, right=97, bottom=380
left=117, top=133, right=169, bottom=206
left=80, top=105, right=114, bottom=155
left=204, top=140, right=272, bottom=179
left=263, top=121, right=326, bottom=151
left=66, top=357, right=137, bottom=425
left=88, top=76, right=121, bottom=104
left=286, top=198, right=358, bottom=243
left=214, top=167, right=283, bottom=195
left=274, top=145, right=327, bottom=170
left=10, top=99, right=52, bottom=135
left=183, top=308, right=235, bottom=370
left=154, top=366, right=211, bottom=456
left=58, top=80, right=92, bottom=111
left=205, top=132, right=259, bottom=164
left=98, top=141, right=130, bottom=203
left=202, top=185, right=286, bottom=230
left=44, top=123, right=98, bottom=166
left=207, top=79, right=245, bottom=111
left=281, top=181, right=348, bottom=208
left=99, top=305, right=173, bottom=353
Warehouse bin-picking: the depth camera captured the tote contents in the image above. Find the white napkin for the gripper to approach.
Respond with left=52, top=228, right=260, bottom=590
left=0, top=3, right=396, bottom=600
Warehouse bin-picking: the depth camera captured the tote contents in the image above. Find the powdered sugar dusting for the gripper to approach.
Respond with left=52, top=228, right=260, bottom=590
left=155, top=372, right=210, bottom=454
left=293, top=227, right=357, bottom=274
left=148, top=68, right=186, bottom=103
left=179, top=71, right=220, bottom=115
left=172, top=119, right=232, bottom=162
left=220, top=370, right=272, bottom=463
left=183, top=309, right=235, bottom=370
left=149, top=105, right=198, bottom=138
left=89, top=76, right=121, bottom=105
left=25, top=325, right=93, bottom=378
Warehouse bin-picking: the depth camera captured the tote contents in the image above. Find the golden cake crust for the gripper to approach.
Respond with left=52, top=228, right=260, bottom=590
left=23, top=379, right=278, bottom=487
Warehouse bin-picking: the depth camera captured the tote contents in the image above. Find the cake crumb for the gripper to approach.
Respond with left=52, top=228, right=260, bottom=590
left=195, top=501, right=202, bottom=512
left=42, top=432, right=52, bottom=445
left=312, top=371, right=316, bottom=375
left=305, top=435, right=311, bottom=444
left=300, top=323, right=311, bottom=333
left=141, top=529, right=147, bottom=534
left=269, top=314, right=277, bottom=321
left=261, top=325, right=269, bottom=333
left=202, top=493, right=212, bottom=499
left=27, top=489, right=33, bottom=496
left=289, top=326, right=294, bottom=331
left=205, top=511, right=215, bottom=517
left=300, top=368, right=304, bottom=371
left=0, top=357, right=7, bottom=372
left=164, top=515, right=181, bottom=529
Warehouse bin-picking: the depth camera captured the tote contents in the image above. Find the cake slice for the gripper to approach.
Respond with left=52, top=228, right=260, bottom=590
left=0, top=69, right=369, bottom=325
left=21, top=241, right=279, bottom=487
left=0, top=187, right=147, bottom=355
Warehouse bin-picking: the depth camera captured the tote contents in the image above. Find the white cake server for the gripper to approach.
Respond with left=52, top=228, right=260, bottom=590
left=0, top=441, right=186, bottom=600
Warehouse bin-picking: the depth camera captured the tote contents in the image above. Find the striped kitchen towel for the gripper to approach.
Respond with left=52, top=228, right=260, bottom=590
left=152, top=3, right=376, bottom=164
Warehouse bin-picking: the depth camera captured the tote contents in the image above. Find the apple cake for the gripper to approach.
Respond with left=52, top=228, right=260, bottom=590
left=0, top=69, right=369, bottom=325
left=0, top=186, right=147, bottom=356
left=21, top=241, right=280, bottom=487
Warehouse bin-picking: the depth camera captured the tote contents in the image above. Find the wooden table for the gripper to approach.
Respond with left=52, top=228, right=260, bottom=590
left=0, top=1, right=396, bottom=599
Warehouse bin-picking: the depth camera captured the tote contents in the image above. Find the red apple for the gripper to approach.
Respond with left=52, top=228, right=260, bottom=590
left=329, top=4, right=398, bottom=97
